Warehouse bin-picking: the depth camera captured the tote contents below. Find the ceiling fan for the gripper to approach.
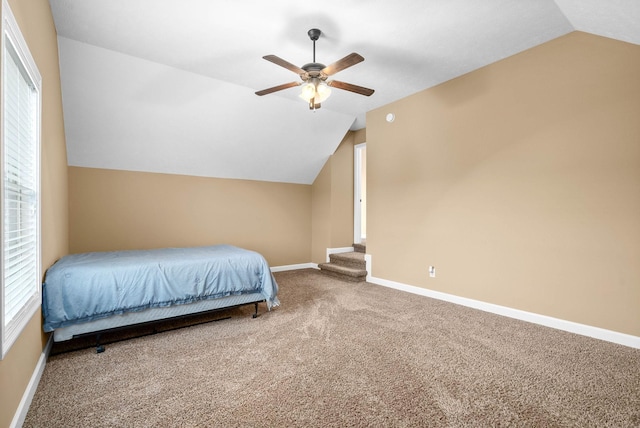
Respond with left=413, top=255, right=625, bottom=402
left=255, top=28, right=374, bottom=110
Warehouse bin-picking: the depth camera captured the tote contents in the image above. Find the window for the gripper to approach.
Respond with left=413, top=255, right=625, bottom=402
left=1, top=0, right=42, bottom=359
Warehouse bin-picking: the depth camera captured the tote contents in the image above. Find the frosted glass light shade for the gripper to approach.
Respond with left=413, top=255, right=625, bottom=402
left=299, top=78, right=331, bottom=104
left=315, top=81, right=331, bottom=103
left=299, top=82, right=316, bottom=102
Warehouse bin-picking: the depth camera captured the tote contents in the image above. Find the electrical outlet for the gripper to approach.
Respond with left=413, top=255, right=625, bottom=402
left=429, top=266, right=436, bottom=278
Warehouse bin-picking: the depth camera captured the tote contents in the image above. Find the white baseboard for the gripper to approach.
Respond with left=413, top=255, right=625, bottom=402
left=325, top=247, right=355, bottom=263
left=271, top=262, right=317, bottom=272
left=266, top=256, right=639, bottom=349
left=272, top=248, right=355, bottom=272
left=368, top=275, right=640, bottom=349
left=11, top=334, right=53, bottom=428
left=365, top=254, right=372, bottom=280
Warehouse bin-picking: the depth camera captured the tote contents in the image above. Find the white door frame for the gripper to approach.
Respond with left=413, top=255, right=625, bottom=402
left=354, top=143, right=366, bottom=244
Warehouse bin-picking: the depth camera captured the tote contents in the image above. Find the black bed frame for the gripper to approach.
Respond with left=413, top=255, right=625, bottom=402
left=52, top=300, right=264, bottom=355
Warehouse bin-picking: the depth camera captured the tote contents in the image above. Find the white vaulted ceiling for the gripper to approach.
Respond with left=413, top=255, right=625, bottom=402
left=49, top=1, right=640, bottom=184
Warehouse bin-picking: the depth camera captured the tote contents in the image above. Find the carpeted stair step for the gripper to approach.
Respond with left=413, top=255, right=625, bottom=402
left=318, top=250, right=367, bottom=282
left=353, top=243, right=366, bottom=253
left=317, top=262, right=367, bottom=282
left=329, top=251, right=366, bottom=270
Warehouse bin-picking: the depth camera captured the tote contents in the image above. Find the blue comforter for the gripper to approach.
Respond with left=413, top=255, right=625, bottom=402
left=42, top=245, right=279, bottom=332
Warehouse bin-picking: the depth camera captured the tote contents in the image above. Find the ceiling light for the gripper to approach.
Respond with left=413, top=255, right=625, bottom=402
left=299, top=77, right=331, bottom=109
left=315, top=81, right=331, bottom=103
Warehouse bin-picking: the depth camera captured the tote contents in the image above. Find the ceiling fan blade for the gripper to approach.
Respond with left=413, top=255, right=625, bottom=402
left=328, top=80, right=375, bottom=96
left=263, top=55, right=306, bottom=75
left=322, top=53, right=364, bottom=76
left=255, top=81, right=301, bottom=96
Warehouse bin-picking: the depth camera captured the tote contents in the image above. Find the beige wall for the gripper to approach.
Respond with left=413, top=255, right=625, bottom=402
left=0, top=0, right=68, bottom=426
left=311, top=155, right=332, bottom=263
left=68, top=167, right=311, bottom=267
left=330, top=134, right=356, bottom=245
left=311, top=130, right=366, bottom=264
left=367, top=32, right=640, bottom=336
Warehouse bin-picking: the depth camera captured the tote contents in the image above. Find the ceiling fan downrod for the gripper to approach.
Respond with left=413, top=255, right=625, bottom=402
left=308, top=28, right=321, bottom=63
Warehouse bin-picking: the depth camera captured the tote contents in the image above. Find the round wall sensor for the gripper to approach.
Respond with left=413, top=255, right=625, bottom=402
left=386, top=113, right=395, bottom=123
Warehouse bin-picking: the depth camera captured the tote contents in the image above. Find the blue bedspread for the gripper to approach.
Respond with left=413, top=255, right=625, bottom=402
left=42, top=245, right=279, bottom=332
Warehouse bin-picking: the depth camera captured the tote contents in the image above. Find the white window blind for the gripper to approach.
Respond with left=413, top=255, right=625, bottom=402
left=1, top=0, right=41, bottom=359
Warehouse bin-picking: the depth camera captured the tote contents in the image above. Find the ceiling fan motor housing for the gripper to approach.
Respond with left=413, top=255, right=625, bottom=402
left=301, top=62, right=327, bottom=81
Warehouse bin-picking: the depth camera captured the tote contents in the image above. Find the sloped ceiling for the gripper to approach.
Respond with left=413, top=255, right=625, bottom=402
left=49, top=0, right=640, bottom=185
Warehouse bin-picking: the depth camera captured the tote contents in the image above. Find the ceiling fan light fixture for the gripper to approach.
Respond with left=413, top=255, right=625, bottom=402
left=315, top=81, right=331, bottom=103
left=299, top=78, right=331, bottom=104
left=299, top=81, right=316, bottom=102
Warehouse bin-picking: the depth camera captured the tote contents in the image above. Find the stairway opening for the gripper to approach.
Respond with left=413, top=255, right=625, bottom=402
left=318, top=243, right=367, bottom=282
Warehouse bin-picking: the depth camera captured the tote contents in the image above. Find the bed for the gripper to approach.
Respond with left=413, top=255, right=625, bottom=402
left=42, top=245, right=279, bottom=350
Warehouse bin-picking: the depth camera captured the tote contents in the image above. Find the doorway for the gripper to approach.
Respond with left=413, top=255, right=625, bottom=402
left=354, top=143, right=366, bottom=244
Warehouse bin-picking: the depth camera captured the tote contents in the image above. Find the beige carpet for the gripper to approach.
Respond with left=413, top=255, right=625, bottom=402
left=25, top=269, right=640, bottom=427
